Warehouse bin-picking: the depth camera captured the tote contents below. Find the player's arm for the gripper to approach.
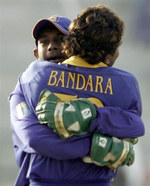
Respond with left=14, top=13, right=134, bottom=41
left=10, top=93, right=135, bottom=170
left=90, top=106, right=145, bottom=138
left=10, top=87, right=135, bottom=169
left=10, top=93, right=135, bottom=169
left=36, top=89, right=145, bottom=139
left=9, top=92, right=92, bottom=160
left=35, top=91, right=136, bottom=169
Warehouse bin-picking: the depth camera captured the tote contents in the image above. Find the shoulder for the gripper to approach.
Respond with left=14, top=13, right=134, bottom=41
left=27, top=60, right=66, bottom=72
left=108, top=66, right=138, bottom=82
left=21, top=60, right=57, bottom=82
left=103, top=67, right=140, bottom=92
left=109, top=67, right=141, bottom=97
left=26, top=60, right=52, bottom=72
left=20, top=60, right=67, bottom=83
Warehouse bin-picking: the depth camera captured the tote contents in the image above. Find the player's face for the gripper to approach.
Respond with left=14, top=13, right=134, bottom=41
left=34, top=28, right=67, bottom=63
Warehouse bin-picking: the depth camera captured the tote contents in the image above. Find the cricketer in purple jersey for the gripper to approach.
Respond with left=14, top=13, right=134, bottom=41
left=9, top=57, right=144, bottom=186
left=9, top=4, right=145, bottom=186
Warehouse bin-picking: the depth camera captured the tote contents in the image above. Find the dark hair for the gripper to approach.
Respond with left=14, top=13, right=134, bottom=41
left=62, top=4, right=124, bottom=64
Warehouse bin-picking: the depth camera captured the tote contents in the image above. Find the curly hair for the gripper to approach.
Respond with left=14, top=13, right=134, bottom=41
left=62, top=4, right=125, bottom=64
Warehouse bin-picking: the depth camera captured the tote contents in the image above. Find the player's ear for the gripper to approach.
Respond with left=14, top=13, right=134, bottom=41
left=104, top=54, right=112, bottom=66
left=33, top=48, right=39, bottom=59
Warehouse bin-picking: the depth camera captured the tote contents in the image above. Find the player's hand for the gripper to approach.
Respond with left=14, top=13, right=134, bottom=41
left=36, top=89, right=97, bottom=139
left=83, top=133, right=135, bottom=170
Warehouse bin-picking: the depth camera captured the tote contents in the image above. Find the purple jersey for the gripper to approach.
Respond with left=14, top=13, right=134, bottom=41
left=9, top=56, right=144, bottom=186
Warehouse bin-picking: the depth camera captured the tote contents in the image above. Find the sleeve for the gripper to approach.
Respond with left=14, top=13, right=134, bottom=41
left=9, top=93, right=92, bottom=160
left=90, top=106, right=145, bottom=138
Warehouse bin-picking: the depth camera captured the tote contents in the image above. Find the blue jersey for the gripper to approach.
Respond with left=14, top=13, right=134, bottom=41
left=9, top=56, right=144, bottom=186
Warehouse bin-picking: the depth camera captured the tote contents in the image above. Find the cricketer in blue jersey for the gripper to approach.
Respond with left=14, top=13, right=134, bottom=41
left=9, top=4, right=145, bottom=186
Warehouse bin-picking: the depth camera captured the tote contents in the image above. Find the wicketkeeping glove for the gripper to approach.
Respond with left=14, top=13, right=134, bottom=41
left=36, top=89, right=97, bottom=139
left=83, top=133, right=135, bottom=170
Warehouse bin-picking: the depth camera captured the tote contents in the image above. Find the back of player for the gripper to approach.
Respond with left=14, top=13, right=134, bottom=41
left=14, top=56, right=142, bottom=184
left=20, top=58, right=142, bottom=116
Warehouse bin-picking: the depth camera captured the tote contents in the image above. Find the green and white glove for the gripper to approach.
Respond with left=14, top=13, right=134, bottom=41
left=36, top=89, right=97, bottom=139
left=83, top=133, right=135, bottom=170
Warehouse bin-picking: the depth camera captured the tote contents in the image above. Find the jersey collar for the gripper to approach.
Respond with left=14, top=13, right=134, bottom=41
left=62, top=56, right=108, bottom=68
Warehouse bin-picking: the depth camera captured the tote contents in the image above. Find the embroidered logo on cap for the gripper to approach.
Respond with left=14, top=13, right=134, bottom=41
left=49, top=16, right=60, bottom=23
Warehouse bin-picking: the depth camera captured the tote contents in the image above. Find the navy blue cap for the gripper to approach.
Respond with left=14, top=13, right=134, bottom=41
left=32, top=16, right=71, bottom=39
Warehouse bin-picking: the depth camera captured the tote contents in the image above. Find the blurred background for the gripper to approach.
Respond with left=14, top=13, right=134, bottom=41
left=0, top=0, right=150, bottom=185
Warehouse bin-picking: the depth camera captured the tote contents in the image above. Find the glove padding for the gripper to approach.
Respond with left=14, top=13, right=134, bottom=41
left=36, top=89, right=97, bottom=139
left=83, top=133, right=135, bottom=170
